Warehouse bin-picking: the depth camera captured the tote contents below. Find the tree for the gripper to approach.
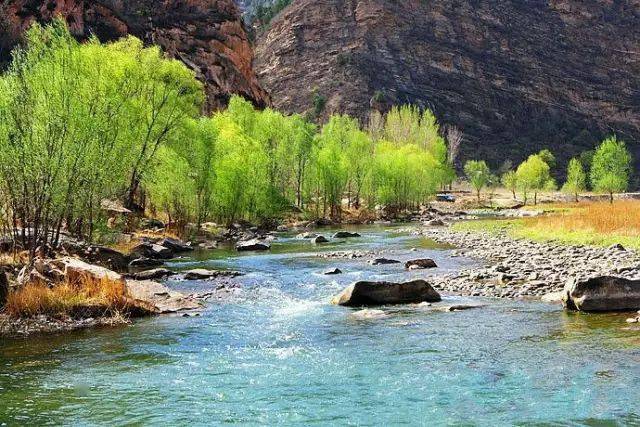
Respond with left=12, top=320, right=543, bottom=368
left=0, top=20, right=202, bottom=253
left=464, top=160, right=492, bottom=202
left=537, top=149, right=556, bottom=169
left=515, top=154, right=554, bottom=205
left=561, top=158, right=586, bottom=202
left=590, top=136, right=632, bottom=203
left=501, top=171, right=518, bottom=199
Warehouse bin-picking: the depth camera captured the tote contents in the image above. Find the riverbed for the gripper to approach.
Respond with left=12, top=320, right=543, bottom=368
left=1, top=224, right=639, bottom=425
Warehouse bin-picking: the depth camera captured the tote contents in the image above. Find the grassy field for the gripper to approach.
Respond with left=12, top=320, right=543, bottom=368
left=452, top=200, right=640, bottom=249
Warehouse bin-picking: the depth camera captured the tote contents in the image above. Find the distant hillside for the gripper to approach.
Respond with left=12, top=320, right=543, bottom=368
left=254, top=0, right=640, bottom=173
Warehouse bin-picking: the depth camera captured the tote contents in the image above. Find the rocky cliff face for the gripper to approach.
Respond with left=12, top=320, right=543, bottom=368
left=255, top=0, right=640, bottom=169
left=0, top=0, right=270, bottom=110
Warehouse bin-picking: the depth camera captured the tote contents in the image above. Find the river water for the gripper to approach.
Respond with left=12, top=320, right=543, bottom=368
left=1, top=224, right=640, bottom=425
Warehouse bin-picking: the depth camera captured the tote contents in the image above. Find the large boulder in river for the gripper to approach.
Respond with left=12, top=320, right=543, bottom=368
left=562, top=276, right=640, bottom=312
left=312, top=235, right=329, bottom=244
left=236, top=239, right=271, bottom=251
left=130, top=242, right=173, bottom=260
left=405, top=259, right=438, bottom=270
left=332, top=279, right=441, bottom=306
left=332, top=231, right=361, bottom=238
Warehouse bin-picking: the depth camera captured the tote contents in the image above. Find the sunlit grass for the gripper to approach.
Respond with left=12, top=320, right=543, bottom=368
left=452, top=201, right=640, bottom=249
left=4, top=275, right=132, bottom=319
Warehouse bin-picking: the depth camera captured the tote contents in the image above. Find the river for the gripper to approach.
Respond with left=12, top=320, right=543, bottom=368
left=1, top=224, right=639, bottom=425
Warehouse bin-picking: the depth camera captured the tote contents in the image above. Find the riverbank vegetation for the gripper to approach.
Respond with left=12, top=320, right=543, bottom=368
left=0, top=20, right=636, bottom=259
left=0, top=21, right=455, bottom=254
left=453, top=200, right=640, bottom=249
left=4, top=275, right=130, bottom=318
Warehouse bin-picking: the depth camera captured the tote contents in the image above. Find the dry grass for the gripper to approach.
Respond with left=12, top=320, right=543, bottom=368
left=4, top=275, right=133, bottom=319
left=454, top=200, right=640, bottom=249
left=525, top=201, right=640, bottom=237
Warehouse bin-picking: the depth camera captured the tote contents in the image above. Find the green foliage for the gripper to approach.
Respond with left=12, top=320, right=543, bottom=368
left=501, top=170, right=518, bottom=199
left=0, top=20, right=463, bottom=245
left=464, top=160, right=492, bottom=201
left=0, top=20, right=202, bottom=251
left=590, top=136, right=632, bottom=202
left=561, top=158, right=586, bottom=201
left=537, top=149, right=556, bottom=169
left=515, top=154, right=554, bottom=205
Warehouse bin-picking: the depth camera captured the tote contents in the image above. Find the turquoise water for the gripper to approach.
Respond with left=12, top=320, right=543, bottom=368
left=1, top=225, right=640, bottom=426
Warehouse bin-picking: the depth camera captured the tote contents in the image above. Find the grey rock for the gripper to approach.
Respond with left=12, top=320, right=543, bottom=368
left=405, top=258, right=438, bottom=269
left=332, top=231, right=361, bottom=238
left=236, top=239, right=271, bottom=251
left=563, top=276, right=640, bottom=312
left=332, top=279, right=441, bottom=306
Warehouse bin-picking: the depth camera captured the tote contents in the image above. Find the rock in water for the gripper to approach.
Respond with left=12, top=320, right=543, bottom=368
left=130, top=242, right=174, bottom=260
left=323, top=268, right=342, bottom=275
left=183, top=269, right=241, bottom=280
left=236, top=239, right=271, bottom=251
left=332, top=231, right=361, bottom=238
left=312, top=235, right=329, bottom=244
left=157, top=238, right=193, bottom=253
left=129, top=268, right=176, bottom=281
left=369, top=258, right=401, bottom=265
left=563, top=276, right=640, bottom=312
left=405, top=259, right=438, bottom=269
left=332, top=279, right=441, bottom=307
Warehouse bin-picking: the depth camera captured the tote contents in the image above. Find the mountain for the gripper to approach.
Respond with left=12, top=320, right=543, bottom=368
left=0, top=0, right=270, bottom=110
left=254, top=0, right=640, bottom=169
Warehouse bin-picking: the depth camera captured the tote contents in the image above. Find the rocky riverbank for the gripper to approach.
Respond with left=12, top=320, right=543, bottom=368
left=414, top=228, right=640, bottom=299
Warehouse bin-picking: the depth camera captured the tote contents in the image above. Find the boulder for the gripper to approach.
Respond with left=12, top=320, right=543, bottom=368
left=332, top=231, right=361, bottom=238
left=157, top=238, right=193, bottom=253
left=129, top=258, right=164, bottom=268
left=425, top=219, right=445, bottom=227
left=369, top=258, right=401, bottom=265
left=83, top=245, right=131, bottom=271
left=405, top=258, right=438, bottom=269
left=183, top=269, right=242, bottom=280
left=236, top=239, right=271, bottom=251
left=125, top=280, right=200, bottom=314
left=129, top=268, right=176, bottom=281
left=563, top=276, right=640, bottom=312
left=296, top=232, right=318, bottom=239
left=131, top=242, right=174, bottom=260
left=323, top=268, right=342, bottom=275
left=332, top=279, right=441, bottom=306
left=51, top=257, right=123, bottom=283
left=312, top=235, right=329, bottom=244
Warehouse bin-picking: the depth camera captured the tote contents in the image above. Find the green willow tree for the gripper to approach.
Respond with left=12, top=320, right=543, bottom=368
left=590, top=136, right=632, bottom=203
left=562, top=158, right=587, bottom=202
left=464, top=160, right=492, bottom=202
left=0, top=20, right=202, bottom=253
left=515, top=154, right=555, bottom=205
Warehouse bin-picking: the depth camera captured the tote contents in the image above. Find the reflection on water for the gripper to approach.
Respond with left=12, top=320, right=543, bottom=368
left=1, top=224, right=639, bottom=425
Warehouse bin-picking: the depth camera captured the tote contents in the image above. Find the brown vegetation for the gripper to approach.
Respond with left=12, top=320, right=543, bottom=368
left=4, top=275, right=137, bottom=319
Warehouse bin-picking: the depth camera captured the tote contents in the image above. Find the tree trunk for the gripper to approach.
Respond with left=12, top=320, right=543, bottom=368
left=0, top=270, right=8, bottom=309
left=610, top=192, right=614, bottom=204
left=534, top=192, right=538, bottom=205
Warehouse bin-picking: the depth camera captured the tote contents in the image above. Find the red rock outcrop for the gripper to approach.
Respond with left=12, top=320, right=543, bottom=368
left=255, top=0, right=640, bottom=169
left=0, top=0, right=270, bottom=110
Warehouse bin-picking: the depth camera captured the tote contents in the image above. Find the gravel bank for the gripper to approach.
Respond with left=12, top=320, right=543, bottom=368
left=418, top=228, right=640, bottom=299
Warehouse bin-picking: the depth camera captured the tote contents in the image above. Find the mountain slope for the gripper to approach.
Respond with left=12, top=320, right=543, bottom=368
left=1, top=0, right=270, bottom=110
left=254, top=0, right=640, bottom=169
